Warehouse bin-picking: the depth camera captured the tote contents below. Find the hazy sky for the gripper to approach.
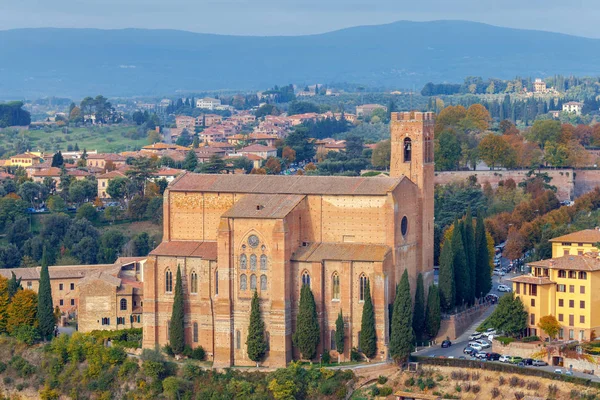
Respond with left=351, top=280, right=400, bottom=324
left=1, top=0, right=597, bottom=38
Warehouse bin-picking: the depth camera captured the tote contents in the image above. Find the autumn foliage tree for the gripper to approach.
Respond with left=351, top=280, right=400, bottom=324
left=537, top=315, right=561, bottom=339
left=7, top=289, right=38, bottom=334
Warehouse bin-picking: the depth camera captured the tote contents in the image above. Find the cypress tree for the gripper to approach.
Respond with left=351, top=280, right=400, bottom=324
left=390, top=270, right=414, bottom=364
left=246, top=290, right=266, bottom=366
left=359, top=280, right=376, bottom=359
left=438, top=237, right=455, bottom=312
left=335, top=311, right=345, bottom=362
left=475, top=212, right=492, bottom=297
left=452, top=220, right=469, bottom=308
left=7, top=271, right=21, bottom=300
left=413, top=273, right=425, bottom=341
left=425, top=284, right=441, bottom=339
left=169, top=265, right=185, bottom=354
left=464, top=207, right=477, bottom=304
left=293, top=284, right=320, bottom=360
left=37, top=247, right=55, bottom=340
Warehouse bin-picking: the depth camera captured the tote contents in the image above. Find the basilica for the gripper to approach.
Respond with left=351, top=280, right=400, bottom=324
left=142, top=111, right=435, bottom=367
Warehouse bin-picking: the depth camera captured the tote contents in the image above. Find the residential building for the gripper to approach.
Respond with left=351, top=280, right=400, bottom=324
left=533, top=78, right=547, bottom=93
left=238, top=144, right=278, bottom=160
left=563, top=102, right=584, bottom=116
left=97, top=170, right=126, bottom=199
left=356, top=104, right=387, bottom=118
left=196, top=98, right=222, bottom=110
left=142, top=112, right=435, bottom=368
left=9, top=152, right=42, bottom=167
left=513, top=229, right=600, bottom=341
left=86, top=153, right=127, bottom=170
left=175, top=115, right=196, bottom=130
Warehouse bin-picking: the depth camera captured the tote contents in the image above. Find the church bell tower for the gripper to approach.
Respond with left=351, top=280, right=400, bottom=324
left=390, top=111, right=435, bottom=278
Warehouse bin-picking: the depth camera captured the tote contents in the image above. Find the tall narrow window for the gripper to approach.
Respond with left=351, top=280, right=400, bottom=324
left=250, top=254, right=257, bottom=271
left=193, top=322, right=198, bottom=343
left=260, top=255, right=267, bottom=270
left=302, top=271, right=311, bottom=287
left=190, top=271, right=198, bottom=294
left=236, top=330, right=241, bottom=349
left=260, top=274, right=267, bottom=291
left=120, top=298, right=127, bottom=311
left=332, top=272, right=340, bottom=300
left=359, top=274, right=368, bottom=301
left=165, top=269, right=173, bottom=293
left=331, top=330, right=336, bottom=350
left=403, top=138, right=412, bottom=162
left=240, top=274, right=247, bottom=290
left=215, top=270, right=219, bottom=295
left=240, top=254, right=247, bottom=270
left=265, top=332, right=270, bottom=351
left=250, top=274, right=257, bottom=290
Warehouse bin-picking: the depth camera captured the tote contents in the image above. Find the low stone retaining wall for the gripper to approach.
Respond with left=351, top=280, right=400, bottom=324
left=491, top=340, right=545, bottom=358
left=435, top=304, right=489, bottom=341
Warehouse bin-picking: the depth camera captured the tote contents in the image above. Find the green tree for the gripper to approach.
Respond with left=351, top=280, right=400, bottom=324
left=484, top=294, right=527, bottom=337
left=452, top=220, right=469, bottom=307
left=359, top=280, right=376, bottom=359
left=528, top=119, right=561, bottom=149
left=285, top=127, right=315, bottom=162
left=390, top=270, right=414, bottom=364
left=438, top=237, right=455, bottom=312
left=246, top=291, right=267, bottom=365
left=7, top=271, right=22, bottom=300
left=425, top=285, right=441, bottom=339
left=106, top=176, right=130, bottom=201
left=0, top=276, right=9, bottom=333
left=478, top=134, right=514, bottom=170
left=464, top=207, right=477, bottom=304
left=293, top=284, right=320, bottom=360
left=183, top=150, right=198, bottom=171
left=37, top=247, right=54, bottom=340
left=51, top=151, right=64, bottom=168
left=371, top=140, right=391, bottom=169
left=47, top=195, right=66, bottom=213
left=169, top=265, right=185, bottom=354
left=413, top=273, right=425, bottom=341
left=75, top=203, right=98, bottom=222
left=335, top=311, right=345, bottom=362
left=475, top=212, right=492, bottom=297
left=435, top=130, right=462, bottom=170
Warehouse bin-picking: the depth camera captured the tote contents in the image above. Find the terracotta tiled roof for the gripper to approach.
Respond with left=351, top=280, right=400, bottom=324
left=0, top=172, right=15, bottom=180
left=549, top=229, right=600, bottom=244
left=222, top=194, right=305, bottom=219
left=169, top=172, right=405, bottom=196
left=292, top=242, right=391, bottom=262
left=528, top=254, right=600, bottom=271
left=11, top=153, right=41, bottom=159
left=87, top=153, right=126, bottom=161
left=142, top=143, right=189, bottom=151
left=116, top=257, right=147, bottom=264
left=153, top=167, right=184, bottom=177
left=240, top=144, right=276, bottom=152
left=510, top=275, right=555, bottom=285
left=98, top=170, right=126, bottom=179
left=0, top=264, right=117, bottom=281
left=150, top=241, right=218, bottom=259
left=32, top=167, right=61, bottom=177
left=78, top=269, right=122, bottom=287
left=67, top=169, right=90, bottom=177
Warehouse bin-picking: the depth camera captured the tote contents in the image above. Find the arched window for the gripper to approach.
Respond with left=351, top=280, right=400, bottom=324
left=332, top=272, right=340, bottom=300
left=403, top=138, right=412, bottom=162
left=579, top=271, right=587, bottom=280
left=236, top=330, right=241, bottom=349
left=302, top=271, right=311, bottom=287
left=193, top=322, right=198, bottom=343
left=250, top=274, right=257, bottom=290
left=240, top=274, right=247, bottom=291
left=331, top=330, right=336, bottom=350
left=190, top=271, right=198, bottom=294
left=120, top=298, right=127, bottom=311
left=260, top=274, right=267, bottom=291
left=359, top=274, right=368, bottom=301
left=250, top=254, right=257, bottom=271
left=260, top=254, right=267, bottom=270
left=240, top=254, right=247, bottom=270
left=165, top=269, right=173, bottom=293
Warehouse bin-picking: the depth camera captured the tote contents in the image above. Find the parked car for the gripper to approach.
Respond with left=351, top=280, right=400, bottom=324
left=532, top=359, right=548, bottom=366
left=554, top=369, right=563, bottom=374
left=566, top=370, right=574, bottom=376
left=486, top=353, right=501, bottom=361
left=486, top=294, right=499, bottom=304
left=498, top=284, right=512, bottom=292
left=469, top=343, right=483, bottom=351
left=469, top=332, right=482, bottom=340
left=521, top=358, right=534, bottom=366
left=499, top=355, right=511, bottom=363
left=463, top=346, right=476, bottom=355
left=510, top=356, right=524, bottom=364
left=475, top=351, right=488, bottom=359
left=485, top=328, right=497, bottom=335
left=441, top=340, right=452, bottom=348
left=475, top=340, right=491, bottom=349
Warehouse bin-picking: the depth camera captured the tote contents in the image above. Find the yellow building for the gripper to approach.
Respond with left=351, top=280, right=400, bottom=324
left=513, top=229, right=600, bottom=341
left=9, top=152, right=42, bottom=167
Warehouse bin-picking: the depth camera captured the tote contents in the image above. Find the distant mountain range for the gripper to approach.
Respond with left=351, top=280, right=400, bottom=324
left=2, top=20, right=600, bottom=99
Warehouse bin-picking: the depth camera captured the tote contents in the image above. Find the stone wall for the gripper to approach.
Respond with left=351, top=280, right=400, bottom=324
left=434, top=170, right=575, bottom=201
left=573, top=169, right=600, bottom=197
left=491, top=340, right=545, bottom=358
left=435, top=305, right=489, bottom=341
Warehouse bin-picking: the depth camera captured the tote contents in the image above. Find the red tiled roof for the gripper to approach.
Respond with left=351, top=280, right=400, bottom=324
left=240, top=144, right=277, bottom=152
left=528, top=254, right=600, bottom=271
left=510, top=275, right=555, bottom=285
left=292, top=242, right=391, bottom=262
left=222, top=194, right=305, bottom=219
left=98, top=170, right=126, bottom=179
left=550, top=229, right=600, bottom=244
left=150, top=241, right=218, bottom=259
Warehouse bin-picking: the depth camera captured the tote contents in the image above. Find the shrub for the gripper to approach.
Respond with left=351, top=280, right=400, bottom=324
left=379, top=386, right=393, bottom=396
left=322, top=350, right=331, bottom=364
left=404, top=377, right=415, bottom=387
left=548, top=384, right=559, bottom=396
left=318, top=379, right=338, bottom=396
left=190, top=346, right=206, bottom=361
left=462, top=382, right=471, bottom=392
left=16, top=383, right=27, bottom=391
left=162, top=344, right=175, bottom=357
left=350, top=347, right=361, bottom=362
left=491, top=387, right=500, bottom=398
left=455, top=384, right=461, bottom=392
left=526, top=380, right=540, bottom=390
left=472, top=384, right=480, bottom=394
left=499, top=376, right=505, bottom=386
left=521, top=336, right=540, bottom=342
left=0, top=362, right=6, bottom=374
left=118, top=360, right=139, bottom=378
left=377, top=375, right=388, bottom=385
left=9, top=355, right=35, bottom=378
left=3, top=376, right=12, bottom=385
left=370, top=386, right=380, bottom=396
left=514, top=392, right=524, bottom=400
left=496, top=336, right=516, bottom=345
left=471, top=371, right=480, bottom=381
left=12, top=325, right=40, bottom=345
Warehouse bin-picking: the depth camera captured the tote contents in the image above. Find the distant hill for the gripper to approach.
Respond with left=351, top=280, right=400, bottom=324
left=2, top=20, right=600, bottom=99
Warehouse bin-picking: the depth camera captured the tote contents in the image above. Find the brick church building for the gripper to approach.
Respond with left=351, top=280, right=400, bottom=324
left=143, top=111, right=435, bottom=367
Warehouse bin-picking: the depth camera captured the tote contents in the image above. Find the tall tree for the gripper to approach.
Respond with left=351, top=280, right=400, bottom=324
left=37, top=247, right=54, bottom=340
left=0, top=276, right=9, bottom=333
left=452, top=220, right=469, bottom=307
left=51, top=151, right=64, bottom=168
left=293, top=284, right=320, bottom=360
left=475, top=212, right=492, bottom=297
left=7, top=271, right=22, bottom=299
left=438, top=238, right=455, bottom=312
left=246, top=290, right=267, bottom=366
left=7, top=289, right=38, bottom=334
left=390, top=270, right=414, bottom=364
left=335, top=311, right=345, bottom=362
left=464, top=207, right=477, bottom=304
left=183, top=149, right=198, bottom=171
left=169, top=265, right=185, bottom=354
left=413, top=274, right=426, bottom=341
left=359, top=280, right=376, bottom=359
left=425, top=285, right=441, bottom=339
